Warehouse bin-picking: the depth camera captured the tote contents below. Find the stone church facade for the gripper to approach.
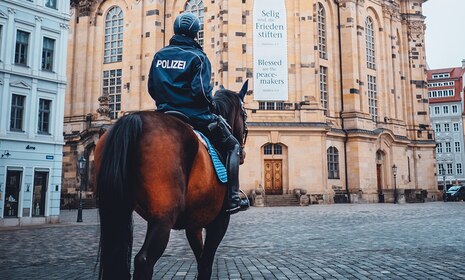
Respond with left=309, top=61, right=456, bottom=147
left=63, top=0, right=438, bottom=203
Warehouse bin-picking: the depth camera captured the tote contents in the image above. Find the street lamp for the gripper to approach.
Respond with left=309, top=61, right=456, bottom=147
left=441, top=166, right=446, bottom=201
left=77, top=155, right=86, bottom=223
left=392, top=164, right=398, bottom=204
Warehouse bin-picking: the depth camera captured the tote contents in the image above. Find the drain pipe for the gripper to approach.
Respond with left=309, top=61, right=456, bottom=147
left=334, top=0, right=351, bottom=203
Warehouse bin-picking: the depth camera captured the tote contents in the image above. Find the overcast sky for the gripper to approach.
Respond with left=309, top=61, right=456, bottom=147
left=423, top=0, right=465, bottom=69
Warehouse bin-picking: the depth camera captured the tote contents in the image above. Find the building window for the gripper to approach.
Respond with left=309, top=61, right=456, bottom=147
left=185, top=0, right=204, bottom=47
left=15, top=30, right=29, bottom=66
left=104, top=6, right=124, bottom=63
left=457, top=163, right=462, bottom=175
left=264, top=144, right=272, bottom=155
left=444, top=123, right=450, bottom=132
left=367, top=75, right=377, bottom=121
left=10, top=94, right=25, bottom=131
left=327, top=146, right=340, bottom=179
left=45, top=0, right=56, bottom=9
left=365, top=17, right=376, bottom=69
left=263, top=143, right=282, bottom=155
left=258, top=101, right=285, bottom=110
left=274, top=144, right=282, bottom=155
left=443, top=106, right=449, bottom=114
left=435, top=124, right=441, bottom=133
left=319, top=66, right=328, bottom=114
left=447, top=163, right=453, bottom=174
left=445, top=142, right=451, bottom=153
left=453, top=123, right=459, bottom=132
left=38, top=99, right=51, bottom=134
left=452, top=105, right=458, bottom=114
left=436, top=143, right=442, bottom=153
left=455, top=142, right=461, bottom=153
left=428, top=81, right=455, bottom=88
left=438, top=163, right=444, bottom=174
left=103, top=69, right=122, bottom=119
left=429, top=90, right=455, bottom=99
left=41, top=37, right=55, bottom=71
left=317, top=3, right=327, bottom=59
left=432, top=73, right=450, bottom=79
left=434, top=106, right=440, bottom=115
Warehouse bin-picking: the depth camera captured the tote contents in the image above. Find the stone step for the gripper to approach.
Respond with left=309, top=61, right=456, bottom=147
left=265, top=195, right=300, bottom=207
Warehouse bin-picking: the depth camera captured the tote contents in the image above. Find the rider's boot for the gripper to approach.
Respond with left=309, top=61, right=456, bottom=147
left=225, top=144, right=250, bottom=215
left=208, top=116, right=249, bottom=214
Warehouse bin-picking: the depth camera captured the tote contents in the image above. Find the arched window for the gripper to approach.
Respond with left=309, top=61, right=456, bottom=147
left=185, top=0, right=204, bottom=47
left=317, top=3, right=327, bottom=59
left=365, top=17, right=375, bottom=69
left=104, top=6, right=124, bottom=63
left=327, top=146, right=339, bottom=179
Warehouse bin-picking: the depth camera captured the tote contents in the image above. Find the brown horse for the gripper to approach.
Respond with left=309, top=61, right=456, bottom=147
left=94, top=83, right=248, bottom=280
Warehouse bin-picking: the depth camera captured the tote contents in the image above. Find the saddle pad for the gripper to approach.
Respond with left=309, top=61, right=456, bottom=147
left=194, top=131, right=228, bottom=184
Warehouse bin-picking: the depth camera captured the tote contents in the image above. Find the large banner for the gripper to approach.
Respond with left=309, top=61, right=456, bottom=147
left=253, top=0, right=288, bottom=101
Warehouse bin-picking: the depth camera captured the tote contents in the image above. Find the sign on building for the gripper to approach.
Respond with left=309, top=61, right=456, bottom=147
left=253, top=0, right=289, bottom=101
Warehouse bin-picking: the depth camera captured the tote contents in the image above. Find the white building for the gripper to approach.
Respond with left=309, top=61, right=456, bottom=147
left=0, top=0, right=70, bottom=226
left=428, top=63, right=465, bottom=190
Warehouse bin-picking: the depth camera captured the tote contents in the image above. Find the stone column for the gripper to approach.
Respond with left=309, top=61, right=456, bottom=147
left=337, top=0, right=364, bottom=125
left=4, top=8, right=15, bottom=70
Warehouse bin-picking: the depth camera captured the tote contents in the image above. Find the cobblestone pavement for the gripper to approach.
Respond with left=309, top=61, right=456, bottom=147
left=0, top=202, right=464, bottom=280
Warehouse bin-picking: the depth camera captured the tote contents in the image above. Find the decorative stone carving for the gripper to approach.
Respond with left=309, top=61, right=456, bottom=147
left=10, top=80, right=32, bottom=89
left=70, top=0, right=95, bottom=17
left=382, top=2, right=401, bottom=20
left=96, top=95, right=111, bottom=120
left=251, top=186, right=265, bottom=207
left=408, top=20, right=425, bottom=33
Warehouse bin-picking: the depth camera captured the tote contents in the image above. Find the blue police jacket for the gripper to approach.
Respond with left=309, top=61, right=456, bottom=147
left=148, top=35, right=215, bottom=122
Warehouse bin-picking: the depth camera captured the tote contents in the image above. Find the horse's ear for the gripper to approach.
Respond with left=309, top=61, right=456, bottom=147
left=239, top=80, right=248, bottom=101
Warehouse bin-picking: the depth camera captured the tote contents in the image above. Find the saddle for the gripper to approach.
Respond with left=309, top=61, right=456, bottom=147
left=164, top=111, right=227, bottom=184
left=164, top=110, right=191, bottom=124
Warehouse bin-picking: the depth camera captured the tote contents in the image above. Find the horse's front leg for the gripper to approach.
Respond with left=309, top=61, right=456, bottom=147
left=197, top=212, right=230, bottom=280
left=186, top=228, right=203, bottom=264
left=133, top=219, right=172, bottom=280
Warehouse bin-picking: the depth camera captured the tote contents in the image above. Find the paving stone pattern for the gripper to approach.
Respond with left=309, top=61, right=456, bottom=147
left=0, top=203, right=464, bottom=279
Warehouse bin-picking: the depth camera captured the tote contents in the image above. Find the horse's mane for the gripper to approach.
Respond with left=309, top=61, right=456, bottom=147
left=213, top=89, right=241, bottom=118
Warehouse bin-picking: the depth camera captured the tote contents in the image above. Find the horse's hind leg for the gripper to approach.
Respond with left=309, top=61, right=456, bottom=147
left=197, top=213, right=231, bottom=280
left=133, top=220, right=171, bottom=280
left=186, top=228, right=203, bottom=263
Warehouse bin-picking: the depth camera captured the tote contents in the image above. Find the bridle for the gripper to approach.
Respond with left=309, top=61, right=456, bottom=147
left=239, top=101, right=248, bottom=164
left=240, top=101, right=248, bottom=146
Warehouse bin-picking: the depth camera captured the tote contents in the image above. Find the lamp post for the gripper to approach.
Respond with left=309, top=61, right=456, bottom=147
left=77, top=155, right=86, bottom=223
left=441, top=166, right=446, bottom=202
left=392, top=164, right=398, bottom=204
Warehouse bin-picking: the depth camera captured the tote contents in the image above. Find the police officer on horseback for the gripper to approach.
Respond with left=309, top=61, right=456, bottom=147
left=148, top=12, right=249, bottom=214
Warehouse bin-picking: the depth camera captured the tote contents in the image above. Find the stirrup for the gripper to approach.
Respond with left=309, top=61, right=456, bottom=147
left=226, top=190, right=250, bottom=214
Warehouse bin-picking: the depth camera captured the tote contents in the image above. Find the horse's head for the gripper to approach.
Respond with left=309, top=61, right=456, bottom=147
left=213, top=81, right=248, bottom=164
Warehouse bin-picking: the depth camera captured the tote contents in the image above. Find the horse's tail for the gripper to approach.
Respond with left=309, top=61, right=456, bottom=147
left=96, top=113, right=143, bottom=280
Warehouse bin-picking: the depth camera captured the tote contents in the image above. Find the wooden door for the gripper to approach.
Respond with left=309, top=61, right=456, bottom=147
left=377, top=164, right=382, bottom=194
left=264, top=160, right=283, bottom=195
